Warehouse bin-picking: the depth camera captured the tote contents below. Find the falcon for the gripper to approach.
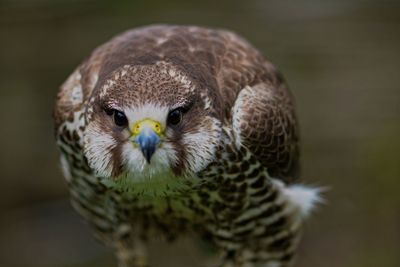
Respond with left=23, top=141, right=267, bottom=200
left=54, top=25, right=319, bottom=267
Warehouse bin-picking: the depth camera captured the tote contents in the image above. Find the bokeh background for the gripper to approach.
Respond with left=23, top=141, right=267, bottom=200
left=1, top=0, right=399, bottom=266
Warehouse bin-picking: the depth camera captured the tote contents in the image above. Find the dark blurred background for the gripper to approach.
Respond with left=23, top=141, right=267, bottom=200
left=1, top=0, right=399, bottom=266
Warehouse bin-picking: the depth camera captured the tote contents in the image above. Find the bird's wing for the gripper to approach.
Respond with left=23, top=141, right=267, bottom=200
left=53, top=45, right=111, bottom=168
left=231, top=69, right=300, bottom=183
left=53, top=41, right=115, bottom=182
left=196, top=29, right=301, bottom=183
left=53, top=63, right=91, bottom=180
left=53, top=66, right=85, bottom=132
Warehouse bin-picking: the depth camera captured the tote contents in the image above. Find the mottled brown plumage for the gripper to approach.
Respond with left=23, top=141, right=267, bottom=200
left=54, top=25, right=317, bottom=267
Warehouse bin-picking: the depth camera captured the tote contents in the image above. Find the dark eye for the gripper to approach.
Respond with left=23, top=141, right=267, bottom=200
left=104, top=108, right=128, bottom=127
left=167, top=108, right=183, bottom=126
left=113, top=110, right=128, bottom=127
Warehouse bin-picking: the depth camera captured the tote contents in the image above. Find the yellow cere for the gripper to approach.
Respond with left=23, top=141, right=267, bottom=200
left=132, top=119, right=163, bottom=136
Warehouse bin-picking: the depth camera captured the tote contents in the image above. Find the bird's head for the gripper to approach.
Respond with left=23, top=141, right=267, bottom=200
left=83, top=63, right=221, bottom=185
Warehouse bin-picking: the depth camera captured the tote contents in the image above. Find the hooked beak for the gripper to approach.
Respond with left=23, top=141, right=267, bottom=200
left=131, top=119, right=162, bottom=163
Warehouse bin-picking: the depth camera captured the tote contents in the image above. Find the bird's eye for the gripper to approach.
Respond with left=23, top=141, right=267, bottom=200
left=113, top=110, right=128, bottom=127
left=104, top=107, right=128, bottom=127
left=167, top=108, right=183, bottom=126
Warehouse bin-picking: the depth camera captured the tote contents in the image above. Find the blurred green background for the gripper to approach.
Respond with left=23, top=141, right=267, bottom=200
left=1, top=0, right=399, bottom=266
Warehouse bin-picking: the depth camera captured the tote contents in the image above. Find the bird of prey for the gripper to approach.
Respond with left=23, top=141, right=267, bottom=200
left=54, top=25, right=319, bottom=267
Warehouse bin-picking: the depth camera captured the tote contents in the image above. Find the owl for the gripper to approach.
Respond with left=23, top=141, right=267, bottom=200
left=54, top=25, right=319, bottom=267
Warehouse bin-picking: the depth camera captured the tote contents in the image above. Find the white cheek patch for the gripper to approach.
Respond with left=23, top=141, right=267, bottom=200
left=124, top=103, right=169, bottom=128
left=121, top=141, right=177, bottom=180
left=181, top=116, right=221, bottom=173
left=122, top=145, right=146, bottom=172
left=83, top=122, right=117, bottom=177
